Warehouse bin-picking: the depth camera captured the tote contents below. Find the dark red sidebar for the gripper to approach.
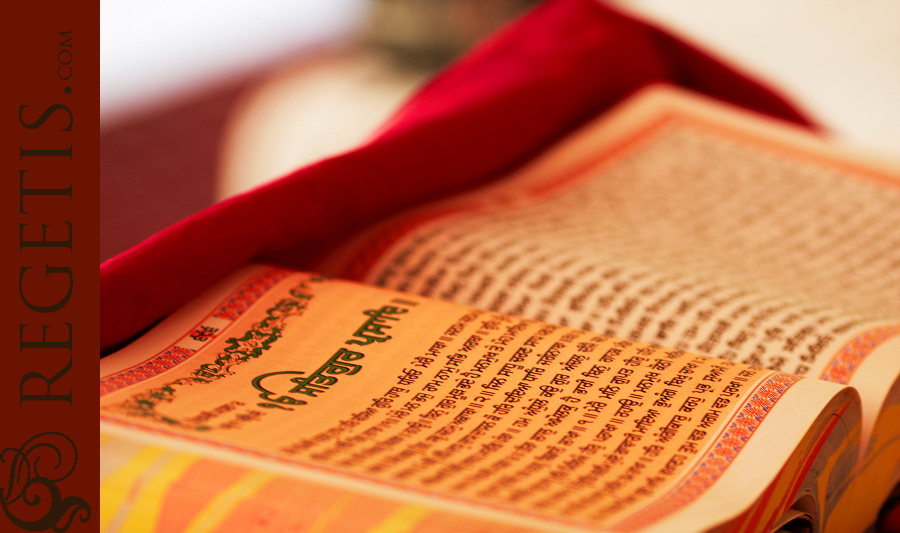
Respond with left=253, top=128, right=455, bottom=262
left=1, top=1, right=99, bottom=532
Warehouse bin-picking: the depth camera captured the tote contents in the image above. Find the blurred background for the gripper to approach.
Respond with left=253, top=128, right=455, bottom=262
left=100, top=0, right=900, bottom=262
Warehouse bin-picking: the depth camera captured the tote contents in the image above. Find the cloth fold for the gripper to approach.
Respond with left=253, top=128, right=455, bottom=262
left=101, top=0, right=815, bottom=354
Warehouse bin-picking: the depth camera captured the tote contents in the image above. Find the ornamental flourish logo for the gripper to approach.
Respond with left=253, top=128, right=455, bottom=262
left=1, top=432, right=91, bottom=531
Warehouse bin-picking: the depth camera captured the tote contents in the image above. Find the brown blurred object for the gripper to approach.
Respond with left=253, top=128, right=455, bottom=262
left=366, top=0, right=540, bottom=67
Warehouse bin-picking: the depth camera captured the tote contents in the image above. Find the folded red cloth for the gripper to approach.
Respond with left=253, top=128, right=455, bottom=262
left=100, top=0, right=815, bottom=353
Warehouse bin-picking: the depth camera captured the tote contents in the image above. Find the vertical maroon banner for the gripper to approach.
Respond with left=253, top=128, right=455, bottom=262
left=1, top=1, right=99, bottom=531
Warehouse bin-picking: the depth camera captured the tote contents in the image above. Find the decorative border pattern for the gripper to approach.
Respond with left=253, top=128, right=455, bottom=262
left=101, top=280, right=317, bottom=430
left=212, top=269, right=293, bottom=321
left=614, top=372, right=801, bottom=531
left=100, top=267, right=297, bottom=398
left=819, top=325, right=900, bottom=385
left=100, top=346, right=196, bottom=396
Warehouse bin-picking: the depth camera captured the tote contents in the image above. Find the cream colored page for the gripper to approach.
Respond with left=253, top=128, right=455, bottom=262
left=325, top=87, right=900, bottom=394
left=824, top=337, right=900, bottom=532
left=99, top=266, right=847, bottom=533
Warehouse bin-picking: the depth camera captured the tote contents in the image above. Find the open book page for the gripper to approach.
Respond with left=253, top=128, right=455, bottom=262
left=99, top=267, right=858, bottom=533
left=826, top=337, right=900, bottom=533
left=317, top=84, right=900, bottom=463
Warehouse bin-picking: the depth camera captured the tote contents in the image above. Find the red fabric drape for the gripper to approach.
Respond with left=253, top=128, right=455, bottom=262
left=100, top=0, right=816, bottom=353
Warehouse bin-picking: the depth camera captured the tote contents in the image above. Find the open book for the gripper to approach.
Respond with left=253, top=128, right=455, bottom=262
left=99, top=86, right=900, bottom=533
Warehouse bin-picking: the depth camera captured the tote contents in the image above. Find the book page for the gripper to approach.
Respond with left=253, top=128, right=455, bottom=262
left=824, top=336, right=900, bottom=532
left=319, top=84, right=900, bottom=433
left=99, top=266, right=857, bottom=533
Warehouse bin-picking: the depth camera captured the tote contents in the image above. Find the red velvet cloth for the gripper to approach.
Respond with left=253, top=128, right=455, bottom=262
left=100, top=0, right=816, bottom=353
